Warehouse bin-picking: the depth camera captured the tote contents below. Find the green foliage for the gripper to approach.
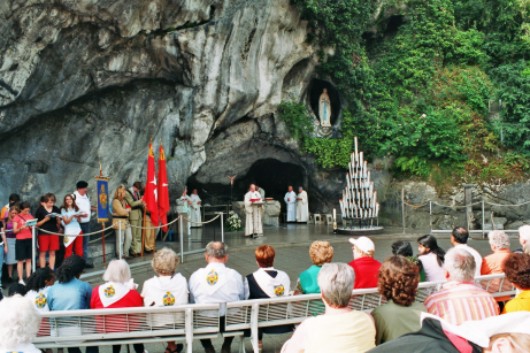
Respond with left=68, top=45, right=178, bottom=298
left=289, top=0, right=530, bottom=184
left=277, top=102, right=313, bottom=141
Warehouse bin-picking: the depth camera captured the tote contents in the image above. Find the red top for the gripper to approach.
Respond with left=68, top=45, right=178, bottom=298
left=90, top=285, right=143, bottom=333
left=348, top=257, right=382, bottom=289
left=14, top=213, right=34, bottom=240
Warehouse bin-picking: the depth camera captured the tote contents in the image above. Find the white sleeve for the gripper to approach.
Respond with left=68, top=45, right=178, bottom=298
left=281, top=319, right=311, bottom=353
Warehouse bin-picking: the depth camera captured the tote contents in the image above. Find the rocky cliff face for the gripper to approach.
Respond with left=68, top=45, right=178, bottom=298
left=0, top=0, right=334, bottom=208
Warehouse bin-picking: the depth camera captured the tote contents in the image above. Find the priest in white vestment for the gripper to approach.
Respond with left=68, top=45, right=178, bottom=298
left=296, top=186, right=309, bottom=223
left=244, top=184, right=263, bottom=237
left=190, top=189, right=202, bottom=228
left=176, top=188, right=192, bottom=235
left=284, top=185, right=297, bottom=222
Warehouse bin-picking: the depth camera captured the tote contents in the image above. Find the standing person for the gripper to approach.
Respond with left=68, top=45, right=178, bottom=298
left=176, top=188, right=192, bottom=236
left=61, top=194, right=84, bottom=258
left=125, top=182, right=144, bottom=257
left=74, top=181, right=94, bottom=268
left=245, top=245, right=292, bottom=350
left=3, top=207, right=19, bottom=284
left=348, top=236, right=381, bottom=288
left=257, top=185, right=266, bottom=199
left=244, top=184, right=263, bottom=238
left=36, top=193, right=62, bottom=270
left=451, top=226, right=482, bottom=277
left=0, top=219, right=5, bottom=289
left=296, top=186, right=309, bottom=223
left=0, top=193, right=20, bottom=219
left=417, top=234, right=446, bottom=282
left=142, top=248, right=188, bottom=353
left=13, top=201, right=34, bottom=284
left=190, top=189, right=202, bottom=227
left=47, top=255, right=98, bottom=353
left=90, top=260, right=146, bottom=353
left=112, top=185, right=133, bottom=259
left=284, top=186, right=297, bottom=223
left=189, top=242, right=245, bottom=353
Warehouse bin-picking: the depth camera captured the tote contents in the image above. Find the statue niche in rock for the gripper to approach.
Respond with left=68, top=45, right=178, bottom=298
left=318, top=88, right=332, bottom=127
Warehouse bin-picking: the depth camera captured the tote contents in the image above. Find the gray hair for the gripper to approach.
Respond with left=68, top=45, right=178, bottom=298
left=205, top=241, right=228, bottom=259
left=0, top=295, right=40, bottom=347
left=444, top=247, right=476, bottom=282
left=488, top=230, right=510, bottom=249
left=103, top=259, right=132, bottom=283
left=317, top=263, right=354, bottom=308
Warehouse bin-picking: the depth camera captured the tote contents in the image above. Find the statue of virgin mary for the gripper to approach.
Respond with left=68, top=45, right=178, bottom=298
left=319, top=88, right=331, bottom=127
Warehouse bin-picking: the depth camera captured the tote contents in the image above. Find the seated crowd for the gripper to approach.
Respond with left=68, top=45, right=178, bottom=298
left=1, top=225, right=530, bottom=353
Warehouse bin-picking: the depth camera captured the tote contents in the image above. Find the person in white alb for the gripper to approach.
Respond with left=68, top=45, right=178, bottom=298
left=296, top=186, right=309, bottom=223
left=176, top=188, right=192, bottom=236
left=189, top=242, right=245, bottom=353
left=142, top=247, right=188, bottom=353
left=450, top=226, right=482, bottom=277
left=190, top=189, right=202, bottom=227
left=74, top=180, right=94, bottom=268
left=284, top=185, right=297, bottom=223
left=244, top=184, right=263, bottom=237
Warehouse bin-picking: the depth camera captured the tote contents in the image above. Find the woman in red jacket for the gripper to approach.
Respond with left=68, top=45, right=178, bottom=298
left=90, top=259, right=146, bottom=353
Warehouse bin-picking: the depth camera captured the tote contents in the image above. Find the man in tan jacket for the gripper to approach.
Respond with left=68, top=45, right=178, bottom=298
left=124, top=181, right=145, bottom=256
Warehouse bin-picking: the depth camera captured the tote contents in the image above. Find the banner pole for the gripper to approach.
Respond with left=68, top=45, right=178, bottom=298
left=141, top=209, right=146, bottom=257
left=220, top=212, right=225, bottom=243
left=118, top=222, right=122, bottom=260
left=101, top=222, right=106, bottom=264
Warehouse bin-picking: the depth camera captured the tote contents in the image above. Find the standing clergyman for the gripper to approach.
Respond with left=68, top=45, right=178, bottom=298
left=190, top=189, right=202, bottom=228
left=244, top=184, right=263, bottom=238
left=296, top=186, right=309, bottom=223
left=176, top=188, right=192, bottom=236
left=284, top=185, right=297, bottom=223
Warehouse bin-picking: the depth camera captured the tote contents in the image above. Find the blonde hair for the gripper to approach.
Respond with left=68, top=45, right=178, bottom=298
left=0, top=295, right=40, bottom=347
left=152, top=247, right=179, bottom=276
left=113, top=185, right=127, bottom=200
left=309, top=240, right=334, bottom=266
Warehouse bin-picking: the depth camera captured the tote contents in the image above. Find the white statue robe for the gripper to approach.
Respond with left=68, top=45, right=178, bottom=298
left=296, top=190, right=309, bottom=223
left=284, top=191, right=297, bottom=222
left=190, top=194, right=202, bottom=227
left=244, top=191, right=263, bottom=236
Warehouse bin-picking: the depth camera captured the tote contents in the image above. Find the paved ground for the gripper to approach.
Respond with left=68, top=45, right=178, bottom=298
left=77, top=223, right=521, bottom=353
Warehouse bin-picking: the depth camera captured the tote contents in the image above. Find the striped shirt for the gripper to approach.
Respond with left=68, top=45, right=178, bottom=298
left=424, top=281, right=499, bottom=325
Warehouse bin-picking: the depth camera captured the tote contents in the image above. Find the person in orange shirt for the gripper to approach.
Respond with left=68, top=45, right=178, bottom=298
left=481, top=230, right=511, bottom=275
left=503, top=253, right=530, bottom=313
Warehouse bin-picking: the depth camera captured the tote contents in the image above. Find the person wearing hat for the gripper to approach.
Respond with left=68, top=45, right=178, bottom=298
left=348, top=236, right=381, bottom=289
left=74, top=180, right=94, bottom=268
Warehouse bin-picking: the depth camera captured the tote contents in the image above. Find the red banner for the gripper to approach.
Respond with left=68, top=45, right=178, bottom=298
left=143, top=142, right=159, bottom=226
left=158, top=144, right=170, bottom=232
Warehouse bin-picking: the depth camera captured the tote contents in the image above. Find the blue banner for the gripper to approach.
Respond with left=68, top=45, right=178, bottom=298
left=96, top=177, right=110, bottom=222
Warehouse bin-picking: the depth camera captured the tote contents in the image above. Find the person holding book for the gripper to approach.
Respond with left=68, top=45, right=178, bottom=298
left=13, top=201, right=34, bottom=284
left=35, top=193, right=62, bottom=270
left=244, top=184, right=263, bottom=237
left=61, top=194, right=84, bottom=258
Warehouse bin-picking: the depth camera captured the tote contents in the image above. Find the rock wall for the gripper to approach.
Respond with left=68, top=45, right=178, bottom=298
left=0, top=0, right=331, bottom=206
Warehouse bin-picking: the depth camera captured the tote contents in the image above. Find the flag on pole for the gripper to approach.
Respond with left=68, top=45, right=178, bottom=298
left=143, top=142, right=159, bottom=226
left=158, top=144, right=170, bottom=232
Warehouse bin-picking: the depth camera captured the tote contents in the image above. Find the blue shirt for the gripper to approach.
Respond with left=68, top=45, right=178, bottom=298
left=47, top=278, right=92, bottom=311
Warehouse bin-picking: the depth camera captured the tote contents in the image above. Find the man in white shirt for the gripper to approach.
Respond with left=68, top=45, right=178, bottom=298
left=284, top=185, right=297, bottom=223
left=190, top=189, right=202, bottom=228
left=189, top=241, right=245, bottom=353
left=73, top=180, right=94, bottom=268
left=451, top=226, right=482, bottom=277
left=176, top=188, right=192, bottom=235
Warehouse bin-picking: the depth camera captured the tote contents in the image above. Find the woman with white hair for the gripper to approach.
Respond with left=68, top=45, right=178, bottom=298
left=282, top=263, right=376, bottom=353
left=481, top=230, right=511, bottom=275
left=90, top=259, right=146, bottom=353
left=141, top=247, right=188, bottom=353
left=0, top=295, right=41, bottom=352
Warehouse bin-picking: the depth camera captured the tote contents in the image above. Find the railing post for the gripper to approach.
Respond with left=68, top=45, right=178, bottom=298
left=250, top=303, right=260, bottom=353
left=429, top=201, right=432, bottom=234
left=482, top=200, right=486, bottom=239
left=185, top=308, right=193, bottom=353
left=179, top=215, right=184, bottom=263
left=220, top=213, right=224, bottom=243
left=401, top=188, right=405, bottom=234
left=118, top=222, right=123, bottom=260
left=31, top=224, right=36, bottom=273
